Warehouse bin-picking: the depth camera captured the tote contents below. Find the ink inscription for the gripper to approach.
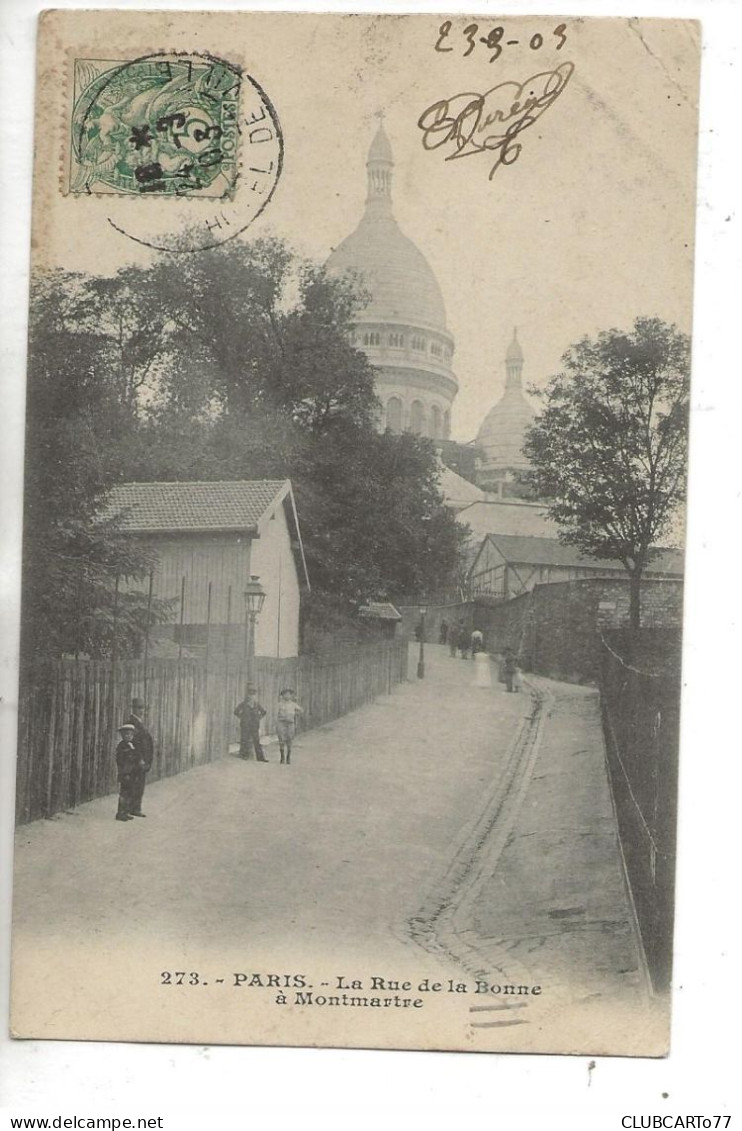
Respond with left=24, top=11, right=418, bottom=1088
left=417, top=61, right=575, bottom=180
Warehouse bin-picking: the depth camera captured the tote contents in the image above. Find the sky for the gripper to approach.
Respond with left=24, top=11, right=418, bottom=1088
left=34, top=12, right=700, bottom=442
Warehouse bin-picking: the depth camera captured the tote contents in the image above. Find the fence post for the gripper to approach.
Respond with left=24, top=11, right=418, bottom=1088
left=178, top=575, right=186, bottom=663
left=225, top=585, right=232, bottom=667
left=205, top=581, right=212, bottom=670
left=143, top=570, right=153, bottom=702
left=43, top=665, right=58, bottom=818
left=111, top=575, right=119, bottom=667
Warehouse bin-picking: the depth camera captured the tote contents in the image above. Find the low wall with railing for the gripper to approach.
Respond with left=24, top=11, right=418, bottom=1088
left=15, top=640, right=409, bottom=825
left=469, top=578, right=683, bottom=683
left=599, top=630, right=681, bottom=993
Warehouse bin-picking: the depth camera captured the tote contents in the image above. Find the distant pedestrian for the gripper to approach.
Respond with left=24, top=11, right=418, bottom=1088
left=439, top=620, right=449, bottom=646
left=502, top=648, right=517, bottom=692
left=234, top=686, right=268, bottom=761
left=125, top=697, right=154, bottom=817
left=448, top=622, right=459, bottom=657
left=277, top=688, right=302, bottom=765
left=115, top=723, right=145, bottom=822
left=474, top=648, right=491, bottom=688
left=459, top=621, right=469, bottom=660
left=470, top=628, right=484, bottom=654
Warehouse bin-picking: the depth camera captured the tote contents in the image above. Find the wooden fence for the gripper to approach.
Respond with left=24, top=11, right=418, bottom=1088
left=15, top=640, right=409, bottom=825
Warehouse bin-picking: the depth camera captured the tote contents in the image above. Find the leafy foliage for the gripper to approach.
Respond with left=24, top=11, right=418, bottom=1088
left=294, top=427, right=466, bottom=603
left=23, top=239, right=464, bottom=657
left=523, top=317, right=690, bottom=627
left=22, top=275, right=172, bottom=659
left=140, top=235, right=378, bottom=429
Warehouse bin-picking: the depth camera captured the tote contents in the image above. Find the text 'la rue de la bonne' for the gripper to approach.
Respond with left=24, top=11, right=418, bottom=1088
left=231, top=973, right=543, bottom=997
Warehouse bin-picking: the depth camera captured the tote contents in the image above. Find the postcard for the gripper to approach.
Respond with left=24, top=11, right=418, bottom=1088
left=10, top=9, right=699, bottom=1055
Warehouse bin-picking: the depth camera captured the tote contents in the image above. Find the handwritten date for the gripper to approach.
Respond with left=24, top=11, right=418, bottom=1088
left=435, top=21, right=568, bottom=63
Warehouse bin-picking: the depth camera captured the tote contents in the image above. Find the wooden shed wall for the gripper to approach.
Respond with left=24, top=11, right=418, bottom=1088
left=126, top=533, right=254, bottom=624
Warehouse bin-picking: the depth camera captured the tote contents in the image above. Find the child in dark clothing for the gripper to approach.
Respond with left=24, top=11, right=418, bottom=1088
left=115, top=723, right=145, bottom=821
left=234, top=685, right=268, bottom=762
left=502, top=648, right=517, bottom=692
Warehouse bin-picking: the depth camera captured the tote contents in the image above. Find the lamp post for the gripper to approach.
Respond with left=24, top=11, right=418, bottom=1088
left=243, top=575, right=267, bottom=683
left=417, top=606, right=427, bottom=680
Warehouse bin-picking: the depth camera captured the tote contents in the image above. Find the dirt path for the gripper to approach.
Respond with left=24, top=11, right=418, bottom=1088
left=11, top=646, right=654, bottom=1052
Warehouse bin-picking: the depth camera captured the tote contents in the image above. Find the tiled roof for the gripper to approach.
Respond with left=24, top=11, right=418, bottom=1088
left=482, top=534, right=684, bottom=576
left=358, top=602, right=402, bottom=621
left=103, top=481, right=288, bottom=533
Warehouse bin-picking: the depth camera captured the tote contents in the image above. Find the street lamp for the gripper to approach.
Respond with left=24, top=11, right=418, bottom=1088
left=417, top=605, right=427, bottom=679
left=243, top=575, right=267, bottom=680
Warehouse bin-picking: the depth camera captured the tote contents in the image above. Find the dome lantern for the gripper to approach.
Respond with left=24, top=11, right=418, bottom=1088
left=505, top=327, right=524, bottom=388
left=325, top=125, right=458, bottom=439
left=366, top=120, right=394, bottom=212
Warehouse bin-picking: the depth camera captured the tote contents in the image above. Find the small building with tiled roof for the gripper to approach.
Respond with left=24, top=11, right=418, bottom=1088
left=104, top=480, right=309, bottom=659
left=469, top=533, right=683, bottom=601
left=357, top=601, right=402, bottom=621
left=357, top=600, right=402, bottom=639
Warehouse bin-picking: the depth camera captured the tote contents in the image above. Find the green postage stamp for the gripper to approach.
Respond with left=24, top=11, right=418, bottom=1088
left=69, top=53, right=249, bottom=197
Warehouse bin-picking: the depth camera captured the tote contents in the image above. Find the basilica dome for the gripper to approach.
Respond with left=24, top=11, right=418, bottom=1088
left=326, top=203, right=448, bottom=333
left=326, top=123, right=457, bottom=440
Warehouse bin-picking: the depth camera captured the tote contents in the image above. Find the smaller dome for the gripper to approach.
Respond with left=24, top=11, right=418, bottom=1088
left=368, top=122, right=393, bottom=164
left=477, top=332, right=534, bottom=472
left=476, top=387, right=536, bottom=470
left=506, top=328, right=523, bottom=363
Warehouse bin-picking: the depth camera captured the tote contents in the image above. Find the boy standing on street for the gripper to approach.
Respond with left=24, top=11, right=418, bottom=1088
left=502, top=647, right=517, bottom=692
left=276, top=688, right=302, bottom=765
left=234, top=685, right=269, bottom=761
left=125, top=697, right=153, bottom=816
left=115, top=723, right=145, bottom=822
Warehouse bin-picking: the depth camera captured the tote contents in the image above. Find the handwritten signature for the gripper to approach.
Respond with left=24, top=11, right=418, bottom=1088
left=417, top=61, right=574, bottom=180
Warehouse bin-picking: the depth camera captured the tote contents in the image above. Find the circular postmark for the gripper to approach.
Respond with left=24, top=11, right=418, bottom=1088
left=68, top=52, right=283, bottom=251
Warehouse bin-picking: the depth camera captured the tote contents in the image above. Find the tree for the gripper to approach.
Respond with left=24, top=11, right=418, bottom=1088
left=141, top=235, right=378, bottom=430
left=293, top=426, right=466, bottom=604
left=21, top=271, right=170, bottom=661
left=23, top=244, right=466, bottom=656
left=523, top=317, right=690, bottom=629
left=69, top=266, right=175, bottom=413
left=114, top=239, right=464, bottom=608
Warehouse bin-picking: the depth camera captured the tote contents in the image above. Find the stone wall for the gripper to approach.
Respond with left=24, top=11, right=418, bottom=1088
left=397, top=602, right=474, bottom=644
left=476, top=578, right=682, bottom=683
left=398, top=578, right=683, bottom=682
